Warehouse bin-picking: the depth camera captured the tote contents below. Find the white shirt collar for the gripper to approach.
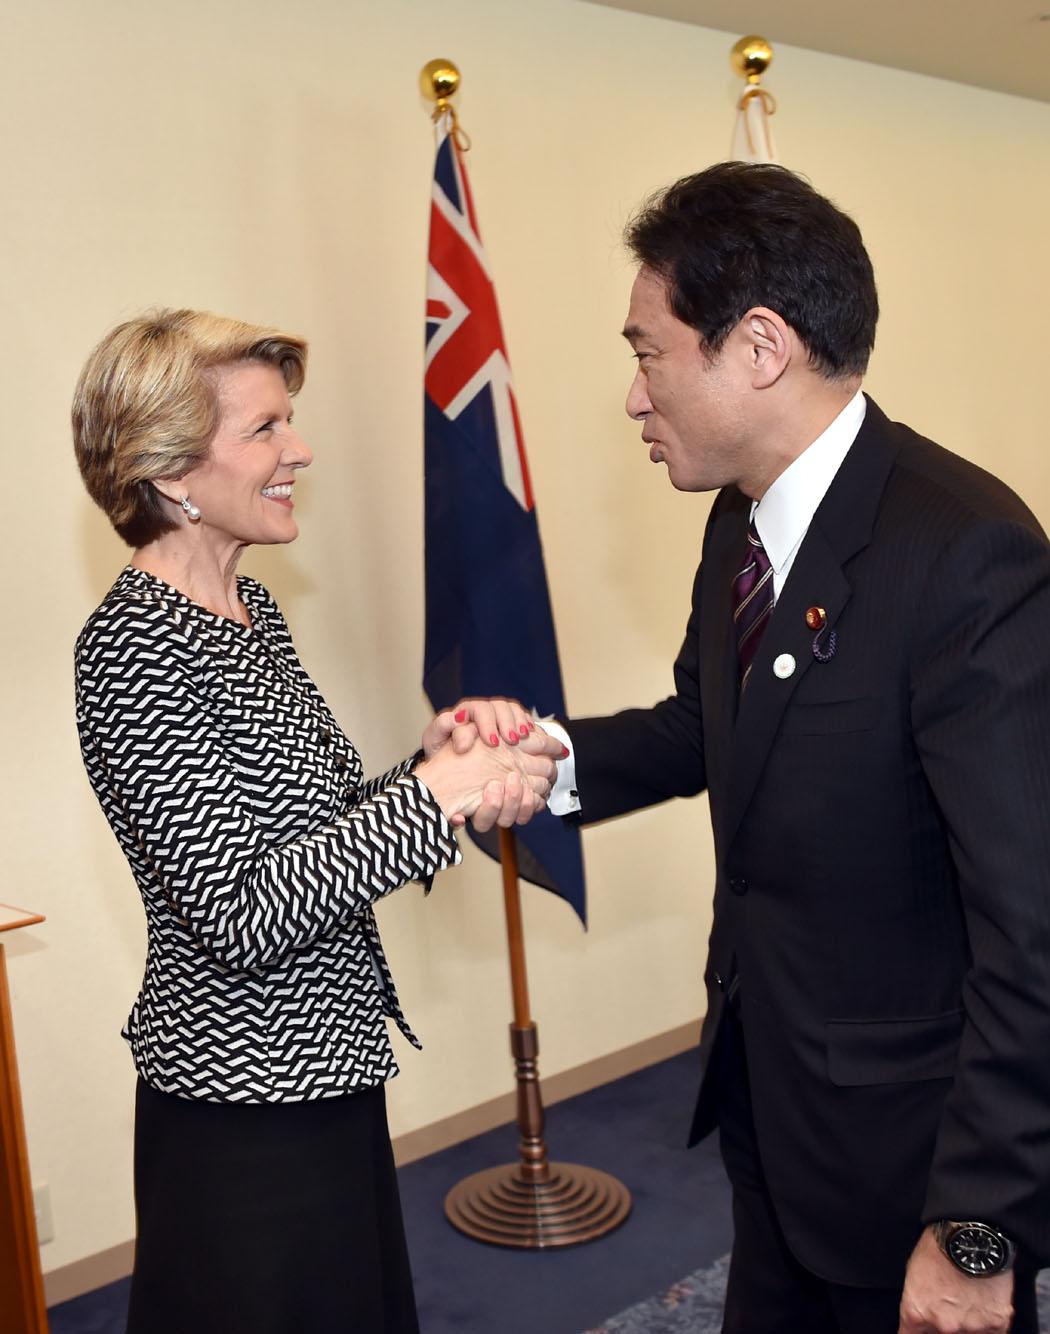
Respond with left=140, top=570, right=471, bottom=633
left=753, top=390, right=867, bottom=575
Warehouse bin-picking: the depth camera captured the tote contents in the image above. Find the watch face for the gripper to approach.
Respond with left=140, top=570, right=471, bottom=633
left=947, top=1224, right=1008, bottom=1276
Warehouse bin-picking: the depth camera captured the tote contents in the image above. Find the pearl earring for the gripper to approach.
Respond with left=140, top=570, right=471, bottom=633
left=181, top=496, right=201, bottom=522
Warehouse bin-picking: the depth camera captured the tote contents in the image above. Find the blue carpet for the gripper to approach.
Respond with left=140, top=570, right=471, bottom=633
left=585, top=1256, right=732, bottom=1333
left=589, top=1259, right=1050, bottom=1334
left=49, top=1049, right=1047, bottom=1333
left=48, top=1276, right=131, bottom=1334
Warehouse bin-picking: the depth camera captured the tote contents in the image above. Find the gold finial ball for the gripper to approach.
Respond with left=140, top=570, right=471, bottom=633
left=730, top=36, right=773, bottom=85
left=420, top=59, right=461, bottom=105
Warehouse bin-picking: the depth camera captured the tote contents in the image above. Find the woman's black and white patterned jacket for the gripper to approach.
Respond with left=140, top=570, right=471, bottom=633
left=75, top=567, right=461, bottom=1103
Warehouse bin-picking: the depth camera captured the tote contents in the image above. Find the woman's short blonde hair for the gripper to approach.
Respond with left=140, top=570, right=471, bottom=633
left=72, top=309, right=308, bottom=547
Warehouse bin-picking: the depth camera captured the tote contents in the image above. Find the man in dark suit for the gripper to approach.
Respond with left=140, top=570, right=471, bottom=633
left=545, top=164, right=1050, bottom=1333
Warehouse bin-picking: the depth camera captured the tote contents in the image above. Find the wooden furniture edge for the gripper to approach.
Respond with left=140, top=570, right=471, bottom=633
left=0, top=941, right=49, bottom=1331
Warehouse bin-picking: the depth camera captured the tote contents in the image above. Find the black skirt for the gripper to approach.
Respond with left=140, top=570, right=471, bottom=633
left=128, top=1078, right=419, bottom=1334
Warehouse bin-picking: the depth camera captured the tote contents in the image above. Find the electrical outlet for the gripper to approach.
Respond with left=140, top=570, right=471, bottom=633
left=33, top=1183, right=54, bottom=1245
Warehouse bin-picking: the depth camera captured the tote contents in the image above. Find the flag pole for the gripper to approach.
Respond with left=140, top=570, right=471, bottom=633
left=420, top=59, right=630, bottom=1248
left=497, top=828, right=549, bottom=1185
left=443, top=824, right=631, bottom=1247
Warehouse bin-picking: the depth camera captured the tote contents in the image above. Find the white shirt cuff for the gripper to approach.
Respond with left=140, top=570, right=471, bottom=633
left=537, top=716, right=581, bottom=816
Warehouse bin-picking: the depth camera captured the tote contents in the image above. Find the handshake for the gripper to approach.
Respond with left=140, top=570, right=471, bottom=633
left=413, top=698, right=568, bottom=834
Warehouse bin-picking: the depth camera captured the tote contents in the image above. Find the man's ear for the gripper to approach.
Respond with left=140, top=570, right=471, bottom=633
left=741, top=306, right=791, bottom=388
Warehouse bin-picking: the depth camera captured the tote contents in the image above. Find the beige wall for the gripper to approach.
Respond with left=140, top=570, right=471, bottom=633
left=2, top=0, right=1048, bottom=1278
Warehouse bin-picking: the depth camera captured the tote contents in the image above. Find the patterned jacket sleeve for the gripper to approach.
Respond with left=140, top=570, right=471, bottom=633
left=75, top=601, right=461, bottom=973
left=359, top=753, right=424, bottom=803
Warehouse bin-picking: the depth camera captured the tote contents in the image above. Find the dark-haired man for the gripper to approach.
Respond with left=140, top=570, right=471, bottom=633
left=547, top=164, right=1050, bottom=1333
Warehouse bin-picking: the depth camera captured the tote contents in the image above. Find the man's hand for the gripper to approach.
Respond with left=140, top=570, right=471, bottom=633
left=461, top=722, right=569, bottom=832
left=414, top=729, right=559, bottom=833
left=419, top=698, right=570, bottom=831
left=899, top=1225, right=1014, bottom=1334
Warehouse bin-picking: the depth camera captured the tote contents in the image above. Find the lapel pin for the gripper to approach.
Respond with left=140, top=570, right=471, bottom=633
left=805, top=606, right=826, bottom=630
left=773, top=653, right=796, bottom=679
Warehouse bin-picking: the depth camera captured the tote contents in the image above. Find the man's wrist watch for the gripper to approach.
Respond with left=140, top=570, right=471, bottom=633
left=933, top=1220, right=1016, bottom=1276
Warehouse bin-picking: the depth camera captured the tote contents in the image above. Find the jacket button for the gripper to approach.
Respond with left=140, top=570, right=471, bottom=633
left=729, top=877, right=749, bottom=896
left=712, top=971, right=724, bottom=991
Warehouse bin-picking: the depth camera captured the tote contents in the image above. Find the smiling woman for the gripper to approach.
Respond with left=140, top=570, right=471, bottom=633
left=73, top=312, right=313, bottom=621
left=69, top=310, right=563, bottom=1334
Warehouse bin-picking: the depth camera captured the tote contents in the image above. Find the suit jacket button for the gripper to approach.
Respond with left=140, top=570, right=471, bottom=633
left=712, top=971, right=724, bottom=991
left=729, top=877, right=749, bottom=896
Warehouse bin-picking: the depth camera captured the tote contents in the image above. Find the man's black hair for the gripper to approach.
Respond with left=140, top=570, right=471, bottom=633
left=626, top=162, right=878, bottom=379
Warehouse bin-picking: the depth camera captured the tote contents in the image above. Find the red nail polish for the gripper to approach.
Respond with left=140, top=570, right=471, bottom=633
left=489, top=733, right=499, bottom=745
left=455, top=709, right=467, bottom=723
left=518, top=725, right=529, bottom=737
left=508, top=733, right=519, bottom=745
left=561, top=745, right=570, bottom=758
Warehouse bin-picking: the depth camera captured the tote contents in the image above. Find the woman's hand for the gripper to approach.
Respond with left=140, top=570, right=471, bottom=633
left=468, top=771, right=537, bottom=834
left=414, top=730, right=559, bottom=833
left=422, top=697, right=536, bottom=758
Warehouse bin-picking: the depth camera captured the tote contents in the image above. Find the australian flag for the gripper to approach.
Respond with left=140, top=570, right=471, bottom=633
left=423, top=119, right=586, bottom=926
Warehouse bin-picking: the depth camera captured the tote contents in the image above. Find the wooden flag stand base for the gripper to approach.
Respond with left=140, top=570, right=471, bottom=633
left=444, top=832, right=631, bottom=1248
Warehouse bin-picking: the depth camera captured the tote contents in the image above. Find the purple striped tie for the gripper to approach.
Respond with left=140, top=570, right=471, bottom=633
left=732, top=520, right=774, bottom=689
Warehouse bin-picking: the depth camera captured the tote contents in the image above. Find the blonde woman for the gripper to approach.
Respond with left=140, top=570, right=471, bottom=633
left=72, top=309, right=559, bottom=1333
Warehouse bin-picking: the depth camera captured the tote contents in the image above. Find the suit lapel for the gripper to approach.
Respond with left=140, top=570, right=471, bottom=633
left=720, top=396, right=902, bottom=850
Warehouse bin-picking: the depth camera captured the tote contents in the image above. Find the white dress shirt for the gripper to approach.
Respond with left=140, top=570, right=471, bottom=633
left=752, top=390, right=866, bottom=598
left=548, top=391, right=867, bottom=815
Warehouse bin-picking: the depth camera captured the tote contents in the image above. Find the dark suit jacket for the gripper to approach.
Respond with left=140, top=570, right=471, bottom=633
left=570, top=397, right=1050, bottom=1285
